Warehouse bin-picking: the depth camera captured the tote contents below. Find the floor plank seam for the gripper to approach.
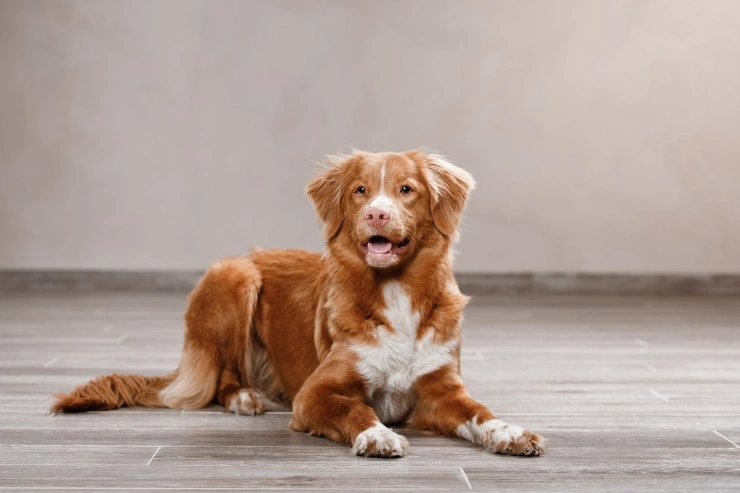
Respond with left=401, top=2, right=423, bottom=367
left=146, top=445, right=161, bottom=466
left=648, top=389, right=670, bottom=402
left=458, top=466, right=473, bottom=490
left=712, top=430, right=740, bottom=448
left=42, top=357, right=59, bottom=368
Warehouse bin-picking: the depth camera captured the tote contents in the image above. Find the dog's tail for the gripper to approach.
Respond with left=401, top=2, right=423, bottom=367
left=50, top=344, right=222, bottom=414
left=49, top=371, right=178, bottom=414
left=51, top=257, right=263, bottom=414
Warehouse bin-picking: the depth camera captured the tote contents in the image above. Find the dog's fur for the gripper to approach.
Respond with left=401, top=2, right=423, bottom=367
left=51, top=149, right=546, bottom=457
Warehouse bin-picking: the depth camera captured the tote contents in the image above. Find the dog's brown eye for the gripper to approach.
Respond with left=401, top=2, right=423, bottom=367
left=355, top=186, right=366, bottom=194
left=400, top=185, right=412, bottom=194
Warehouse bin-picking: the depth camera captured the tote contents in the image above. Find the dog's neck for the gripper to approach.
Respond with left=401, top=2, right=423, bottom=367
left=325, top=234, right=457, bottom=307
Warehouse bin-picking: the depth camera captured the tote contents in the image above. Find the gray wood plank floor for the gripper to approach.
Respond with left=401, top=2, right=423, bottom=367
left=1, top=291, right=739, bottom=491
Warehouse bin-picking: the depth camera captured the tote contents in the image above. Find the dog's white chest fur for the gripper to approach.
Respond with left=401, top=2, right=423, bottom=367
left=352, top=281, right=456, bottom=424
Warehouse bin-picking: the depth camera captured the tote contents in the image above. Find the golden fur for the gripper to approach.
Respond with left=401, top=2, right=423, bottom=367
left=51, top=149, right=546, bottom=457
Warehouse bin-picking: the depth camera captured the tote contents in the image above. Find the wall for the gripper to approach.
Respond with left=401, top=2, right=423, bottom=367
left=1, top=0, right=739, bottom=273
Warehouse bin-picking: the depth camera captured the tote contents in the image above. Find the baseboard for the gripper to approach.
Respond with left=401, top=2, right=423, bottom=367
left=1, top=270, right=740, bottom=296
left=454, top=273, right=740, bottom=296
left=0, top=270, right=204, bottom=293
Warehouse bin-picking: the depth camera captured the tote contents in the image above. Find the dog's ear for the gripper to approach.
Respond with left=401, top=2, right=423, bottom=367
left=420, top=153, right=476, bottom=238
left=306, top=153, right=361, bottom=239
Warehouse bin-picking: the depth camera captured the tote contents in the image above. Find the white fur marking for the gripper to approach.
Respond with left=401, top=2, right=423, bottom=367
left=159, top=354, right=218, bottom=410
left=352, top=422, right=408, bottom=457
left=229, top=389, right=259, bottom=415
left=457, top=417, right=506, bottom=444
left=457, top=416, right=544, bottom=455
left=352, top=281, right=457, bottom=424
left=380, top=162, right=386, bottom=195
left=383, top=281, right=419, bottom=335
left=457, top=424, right=474, bottom=442
left=368, top=161, right=399, bottom=216
left=368, top=193, right=396, bottom=212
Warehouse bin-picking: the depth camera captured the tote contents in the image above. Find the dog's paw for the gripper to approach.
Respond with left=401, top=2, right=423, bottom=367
left=482, top=421, right=546, bottom=456
left=352, top=423, right=409, bottom=458
left=226, top=389, right=264, bottom=416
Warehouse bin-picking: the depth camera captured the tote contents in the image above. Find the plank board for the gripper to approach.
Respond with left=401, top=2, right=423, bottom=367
left=1, top=292, right=739, bottom=491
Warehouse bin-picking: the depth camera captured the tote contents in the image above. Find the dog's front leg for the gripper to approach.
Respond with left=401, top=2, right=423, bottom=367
left=289, top=353, right=409, bottom=458
left=409, top=366, right=546, bottom=456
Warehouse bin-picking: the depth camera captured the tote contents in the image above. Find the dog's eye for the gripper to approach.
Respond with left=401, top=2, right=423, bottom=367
left=355, top=186, right=366, bottom=194
left=400, top=185, right=412, bottom=194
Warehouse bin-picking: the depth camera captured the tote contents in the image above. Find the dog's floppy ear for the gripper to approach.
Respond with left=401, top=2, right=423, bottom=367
left=420, top=152, right=476, bottom=238
left=306, top=153, right=361, bottom=239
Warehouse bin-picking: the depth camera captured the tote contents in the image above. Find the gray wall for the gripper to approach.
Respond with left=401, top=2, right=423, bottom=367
left=2, top=0, right=739, bottom=273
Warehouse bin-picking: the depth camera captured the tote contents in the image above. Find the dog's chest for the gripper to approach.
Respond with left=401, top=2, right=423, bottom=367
left=352, top=281, right=456, bottom=424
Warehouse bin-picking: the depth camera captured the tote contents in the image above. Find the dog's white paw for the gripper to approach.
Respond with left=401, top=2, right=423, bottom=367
left=352, top=423, right=409, bottom=458
left=481, top=420, right=546, bottom=456
left=227, top=389, right=264, bottom=416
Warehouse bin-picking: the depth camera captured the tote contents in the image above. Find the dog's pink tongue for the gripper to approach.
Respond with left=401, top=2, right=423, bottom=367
left=368, top=239, right=392, bottom=254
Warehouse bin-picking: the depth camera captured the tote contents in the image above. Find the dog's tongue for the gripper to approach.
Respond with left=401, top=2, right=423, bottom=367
left=368, top=238, right=393, bottom=254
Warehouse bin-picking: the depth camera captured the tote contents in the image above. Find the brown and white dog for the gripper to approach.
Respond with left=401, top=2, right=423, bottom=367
left=51, top=149, right=546, bottom=458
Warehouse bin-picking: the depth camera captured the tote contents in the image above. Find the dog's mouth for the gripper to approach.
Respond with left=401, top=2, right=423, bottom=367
left=360, top=236, right=411, bottom=267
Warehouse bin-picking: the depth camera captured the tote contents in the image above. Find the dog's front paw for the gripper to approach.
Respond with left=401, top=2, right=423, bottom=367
left=482, top=421, right=546, bottom=456
left=352, top=423, right=409, bottom=458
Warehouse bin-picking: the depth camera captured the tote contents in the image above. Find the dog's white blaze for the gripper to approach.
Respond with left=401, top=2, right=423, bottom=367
left=456, top=417, right=525, bottom=446
left=352, top=281, right=457, bottom=424
left=368, top=193, right=395, bottom=212
left=380, top=162, right=386, bottom=195
left=368, top=161, right=399, bottom=214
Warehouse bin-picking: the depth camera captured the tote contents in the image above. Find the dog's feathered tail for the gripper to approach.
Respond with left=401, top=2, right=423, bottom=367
left=49, top=344, right=223, bottom=414
left=50, top=372, right=178, bottom=414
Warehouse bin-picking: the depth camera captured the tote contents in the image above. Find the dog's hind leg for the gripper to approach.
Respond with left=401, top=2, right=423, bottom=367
left=216, top=367, right=265, bottom=415
left=160, top=257, right=263, bottom=411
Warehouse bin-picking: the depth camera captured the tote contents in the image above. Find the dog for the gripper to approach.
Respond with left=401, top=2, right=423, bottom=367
left=51, top=149, right=546, bottom=458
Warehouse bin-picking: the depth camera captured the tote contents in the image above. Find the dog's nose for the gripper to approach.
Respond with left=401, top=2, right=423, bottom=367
left=364, top=207, right=391, bottom=229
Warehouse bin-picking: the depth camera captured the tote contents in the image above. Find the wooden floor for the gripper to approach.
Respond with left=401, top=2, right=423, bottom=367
left=1, top=291, right=739, bottom=491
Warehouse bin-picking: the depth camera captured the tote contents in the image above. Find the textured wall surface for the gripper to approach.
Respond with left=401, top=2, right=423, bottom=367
left=1, top=0, right=739, bottom=272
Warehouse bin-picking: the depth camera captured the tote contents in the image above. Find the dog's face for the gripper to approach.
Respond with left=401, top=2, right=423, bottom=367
left=307, top=150, right=475, bottom=269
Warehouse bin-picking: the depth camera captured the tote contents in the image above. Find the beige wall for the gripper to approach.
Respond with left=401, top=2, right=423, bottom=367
left=1, top=0, right=739, bottom=273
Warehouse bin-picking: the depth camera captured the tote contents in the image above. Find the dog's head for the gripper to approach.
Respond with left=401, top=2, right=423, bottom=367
left=307, top=149, right=475, bottom=269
